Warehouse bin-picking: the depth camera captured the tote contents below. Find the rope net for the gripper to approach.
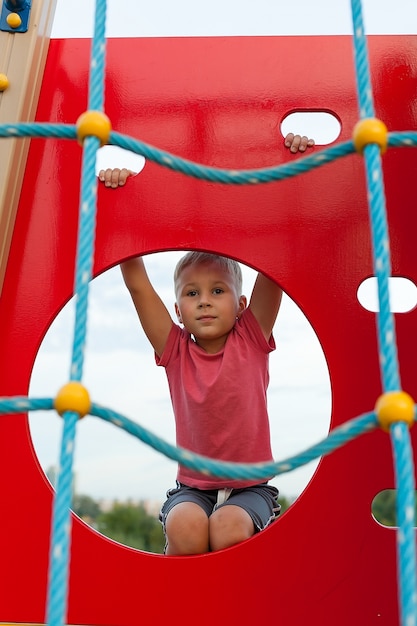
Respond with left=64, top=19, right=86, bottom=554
left=0, top=0, right=416, bottom=624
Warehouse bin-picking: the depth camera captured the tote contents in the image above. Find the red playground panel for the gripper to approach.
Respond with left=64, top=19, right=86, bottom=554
left=0, top=35, right=417, bottom=625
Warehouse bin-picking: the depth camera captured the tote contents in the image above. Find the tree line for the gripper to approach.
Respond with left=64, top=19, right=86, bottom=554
left=72, top=493, right=295, bottom=553
left=72, top=494, right=166, bottom=553
left=71, top=490, right=403, bottom=554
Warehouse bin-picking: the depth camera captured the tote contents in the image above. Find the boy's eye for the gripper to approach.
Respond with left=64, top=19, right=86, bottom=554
left=186, top=290, right=198, bottom=297
left=213, top=288, right=224, bottom=294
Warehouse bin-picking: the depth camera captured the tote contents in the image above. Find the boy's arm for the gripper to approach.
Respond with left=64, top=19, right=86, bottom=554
left=98, top=172, right=172, bottom=354
left=248, top=274, right=282, bottom=342
left=121, top=257, right=174, bottom=357
left=248, top=132, right=314, bottom=337
left=102, top=132, right=313, bottom=345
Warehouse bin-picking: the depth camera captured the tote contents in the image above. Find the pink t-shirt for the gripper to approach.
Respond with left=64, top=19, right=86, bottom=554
left=156, top=307, right=275, bottom=489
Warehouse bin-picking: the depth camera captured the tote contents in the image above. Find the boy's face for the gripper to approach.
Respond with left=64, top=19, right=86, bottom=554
left=175, top=260, right=246, bottom=353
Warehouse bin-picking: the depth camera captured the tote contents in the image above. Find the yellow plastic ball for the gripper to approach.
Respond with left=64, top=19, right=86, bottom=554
left=353, top=118, right=388, bottom=154
left=375, top=390, right=415, bottom=432
left=54, top=382, right=91, bottom=419
left=0, top=74, right=9, bottom=92
left=6, top=12, right=22, bottom=28
left=76, top=110, right=111, bottom=147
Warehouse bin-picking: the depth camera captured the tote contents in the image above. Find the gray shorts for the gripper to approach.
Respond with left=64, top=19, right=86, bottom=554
left=159, top=481, right=281, bottom=534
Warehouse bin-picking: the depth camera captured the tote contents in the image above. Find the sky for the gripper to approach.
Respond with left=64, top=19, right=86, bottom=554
left=27, top=0, right=417, bottom=507
left=50, top=0, right=417, bottom=38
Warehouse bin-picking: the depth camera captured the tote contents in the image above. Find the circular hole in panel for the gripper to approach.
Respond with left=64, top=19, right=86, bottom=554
left=357, top=276, right=417, bottom=313
left=95, top=145, right=145, bottom=177
left=372, top=489, right=417, bottom=528
left=29, top=251, right=331, bottom=552
left=281, top=111, right=341, bottom=145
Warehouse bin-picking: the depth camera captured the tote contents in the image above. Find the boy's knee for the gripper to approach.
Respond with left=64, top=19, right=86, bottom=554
left=165, top=503, right=209, bottom=555
left=209, top=505, right=255, bottom=552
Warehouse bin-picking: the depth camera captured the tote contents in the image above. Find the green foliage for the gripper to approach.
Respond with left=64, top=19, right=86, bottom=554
left=72, top=495, right=165, bottom=553
left=372, top=489, right=417, bottom=527
left=372, top=489, right=397, bottom=527
left=71, top=491, right=300, bottom=555
left=72, top=494, right=101, bottom=521
left=277, top=490, right=416, bottom=527
left=278, top=495, right=295, bottom=514
left=96, top=501, right=165, bottom=553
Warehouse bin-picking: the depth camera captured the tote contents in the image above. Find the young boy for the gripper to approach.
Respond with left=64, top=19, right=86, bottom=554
left=99, top=133, right=314, bottom=555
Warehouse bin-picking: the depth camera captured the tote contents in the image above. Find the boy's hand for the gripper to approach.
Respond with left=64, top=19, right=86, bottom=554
left=284, top=133, right=315, bottom=153
left=98, top=168, right=136, bottom=188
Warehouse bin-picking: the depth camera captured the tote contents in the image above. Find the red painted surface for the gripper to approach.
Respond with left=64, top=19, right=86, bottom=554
left=0, top=35, right=417, bottom=625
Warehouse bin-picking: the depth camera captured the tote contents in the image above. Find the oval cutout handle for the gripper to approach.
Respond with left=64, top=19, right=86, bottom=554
left=281, top=111, right=341, bottom=145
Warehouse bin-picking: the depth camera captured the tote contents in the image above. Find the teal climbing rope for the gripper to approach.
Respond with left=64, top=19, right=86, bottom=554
left=350, top=2, right=417, bottom=625
left=45, top=1, right=108, bottom=624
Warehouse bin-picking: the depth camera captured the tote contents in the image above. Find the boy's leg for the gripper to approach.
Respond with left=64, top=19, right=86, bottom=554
left=164, top=502, right=210, bottom=555
left=159, top=483, right=217, bottom=555
left=209, top=504, right=255, bottom=552
left=209, top=483, right=280, bottom=552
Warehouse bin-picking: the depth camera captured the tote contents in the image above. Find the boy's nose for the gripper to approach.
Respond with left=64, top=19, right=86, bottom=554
left=198, top=295, right=211, bottom=307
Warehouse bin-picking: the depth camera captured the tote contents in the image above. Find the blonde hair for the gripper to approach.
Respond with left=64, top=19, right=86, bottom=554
left=174, top=252, right=243, bottom=298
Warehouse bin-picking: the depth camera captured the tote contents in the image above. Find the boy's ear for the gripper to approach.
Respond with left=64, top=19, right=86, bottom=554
left=175, top=302, right=183, bottom=323
left=236, top=295, right=247, bottom=318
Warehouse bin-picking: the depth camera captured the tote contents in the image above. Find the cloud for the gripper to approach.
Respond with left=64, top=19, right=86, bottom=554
left=29, top=251, right=331, bottom=502
left=52, top=0, right=417, bottom=39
